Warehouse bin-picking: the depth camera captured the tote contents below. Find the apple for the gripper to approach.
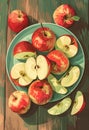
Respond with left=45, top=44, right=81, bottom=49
left=55, top=34, right=78, bottom=58
left=48, top=97, right=72, bottom=115
left=8, top=10, right=29, bottom=33
left=8, top=91, right=31, bottom=114
left=32, top=27, right=56, bottom=52
left=13, top=41, right=36, bottom=60
left=47, top=74, right=67, bottom=94
left=25, top=55, right=51, bottom=80
left=71, top=91, right=86, bottom=115
left=53, top=4, right=80, bottom=28
left=61, top=66, right=80, bottom=87
left=28, top=80, right=53, bottom=105
left=47, top=50, right=69, bottom=74
left=10, top=62, right=33, bottom=87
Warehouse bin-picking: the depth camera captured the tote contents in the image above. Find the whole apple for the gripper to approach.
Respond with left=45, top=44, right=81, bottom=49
left=53, top=4, right=80, bottom=28
left=13, top=41, right=36, bottom=60
left=8, top=10, right=29, bottom=33
left=28, top=80, right=53, bottom=105
left=32, top=27, right=56, bottom=52
left=8, top=91, right=31, bottom=114
left=47, top=50, right=69, bottom=74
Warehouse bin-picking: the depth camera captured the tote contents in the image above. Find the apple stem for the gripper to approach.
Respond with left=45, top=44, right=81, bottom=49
left=40, top=23, right=47, bottom=36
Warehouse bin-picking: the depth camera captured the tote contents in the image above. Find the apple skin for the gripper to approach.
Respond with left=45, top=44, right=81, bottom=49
left=28, top=80, right=53, bottom=105
left=8, top=10, right=29, bottom=33
left=47, top=50, right=69, bottom=74
left=32, top=27, right=56, bottom=52
left=53, top=4, right=76, bottom=28
left=8, top=91, right=31, bottom=114
left=13, top=41, right=36, bottom=60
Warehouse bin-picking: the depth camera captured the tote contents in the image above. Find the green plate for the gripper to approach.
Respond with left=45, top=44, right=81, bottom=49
left=6, top=23, right=85, bottom=102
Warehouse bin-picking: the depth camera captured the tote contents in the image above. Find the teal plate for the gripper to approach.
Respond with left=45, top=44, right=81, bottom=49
left=6, top=23, right=85, bottom=102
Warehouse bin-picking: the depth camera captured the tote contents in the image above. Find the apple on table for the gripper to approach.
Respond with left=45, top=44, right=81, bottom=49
left=28, top=80, right=53, bottom=105
left=8, top=91, right=31, bottom=114
left=32, top=26, right=56, bottom=52
left=53, top=4, right=80, bottom=28
left=55, top=34, right=78, bottom=58
left=8, top=10, right=30, bottom=33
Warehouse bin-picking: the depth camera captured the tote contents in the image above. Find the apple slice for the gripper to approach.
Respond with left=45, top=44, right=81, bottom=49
left=55, top=35, right=78, bottom=58
left=48, top=97, right=72, bottom=115
left=61, top=66, right=80, bottom=87
left=13, top=41, right=36, bottom=60
left=47, top=74, right=67, bottom=94
left=71, top=91, right=86, bottom=115
left=25, top=55, right=51, bottom=80
left=10, top=63, right=33, bottom=86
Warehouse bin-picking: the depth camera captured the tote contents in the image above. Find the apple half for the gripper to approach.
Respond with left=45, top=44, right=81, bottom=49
left=13, top=41, right=36, bottom=60
left=48, top=97, right=72, bottom=115
left=71, top=91, right=86, bottom=115
left=10, top=62, right=33, bottom=86
left=25, top=55, right=51, bottom=80
left=55, top=35, right=78, bottom=58
left=61, top=66, right=80, bottom=87
left=47, top=74, right=67, bottom=94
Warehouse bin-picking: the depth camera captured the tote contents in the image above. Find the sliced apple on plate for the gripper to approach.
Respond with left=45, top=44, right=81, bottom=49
left=71, top=91, right=86, bottom=115
left=47, top=74, right=67, bottom=94
left=10, top=62, right=33, bottom=86
left=48, top=97, right=72, bottom=115
left=25, top=55, right=51, bottom=80
left=55, top=35, right=78, bottom=58
left=61, top=66, right=80, bottom=87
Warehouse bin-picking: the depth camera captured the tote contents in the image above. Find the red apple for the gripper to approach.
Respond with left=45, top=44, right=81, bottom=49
left=47, top=50, right=69, bottom=74
left=10, top=63, right=33, bottom=87
left=8, top=10, right=29, bottom=33
left=32, top=27, right=56, bottom=52
left=53, top=4, right=80, bottom=28
left=28, top=80, right=53, bottom=105
left=25, top=55, right=51, bottom=80
left=8, top=91, right=31, bottom=114
left=13, top=41, right=36, bottom=60
left=55, top=34, right=78, bottom=58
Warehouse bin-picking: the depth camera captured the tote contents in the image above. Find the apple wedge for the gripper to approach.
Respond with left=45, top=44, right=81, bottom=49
left=48, top=97, right=72, bottom=115
left=55, top=35, right=78, bottom=58
left=25, top=55, right=51, bottom=80
left=71, top=91, right=86, bottom=115
left=61, top=66, right=80, bottom=87
left=47, top=74, right=67, bottom=94
left=10, top=63, right=33, bottom=86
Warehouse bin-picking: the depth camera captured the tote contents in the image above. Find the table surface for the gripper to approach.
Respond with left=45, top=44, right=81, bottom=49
left=0, top=0, right=89, bottom=130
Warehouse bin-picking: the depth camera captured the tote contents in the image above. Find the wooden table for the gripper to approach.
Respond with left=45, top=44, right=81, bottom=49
left=0, top=0, right=89, bottom=130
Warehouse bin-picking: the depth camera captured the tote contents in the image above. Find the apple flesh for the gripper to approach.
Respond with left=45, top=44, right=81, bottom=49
left=53, top=4, right=78, bottom=28
left=47, top=74, right=67, bottom=94
left=71, top=91, right=86, bottom=115
left=32, top=27, right=56, bottom=52
left=8, top=91, right=31, bottom=114
left=25, top=55, right=51, bottom=80
left=13, top=41, right=36, bottom=60
left=28, top=80, right=53, bottom=105
left=10, top=63, right=33, bottom=87
left=55, top=35, right=78, bottom=58
left=8, top=10, right=29, bottom=33
left=48, top=97, right=72, bottom=115
left=61, top=66, right=80, bottom=87
left=47, top=50, right=69, bottom=74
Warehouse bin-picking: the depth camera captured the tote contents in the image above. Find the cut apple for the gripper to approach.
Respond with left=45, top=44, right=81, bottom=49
left=47, top=74, right=67, bottom=94
left=71, top=91, right=86, bottom=115
left=10, top=63, right=33, bottom=86
left=48, top=97, right=72, bottom=115
left=55, top=35, right=78, bottom=58
left=25, top=55, right=51, bottom=80
left=61, top=66, right=80, bottom=87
